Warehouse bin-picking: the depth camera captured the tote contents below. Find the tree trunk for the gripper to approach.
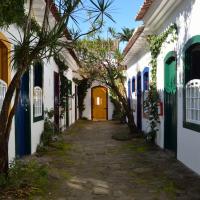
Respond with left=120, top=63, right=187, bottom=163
left=125, top=106, right=138, bottom=134
left=0, top=135, right=9, bottom=175
left=110, top=83, right=138, bottom=134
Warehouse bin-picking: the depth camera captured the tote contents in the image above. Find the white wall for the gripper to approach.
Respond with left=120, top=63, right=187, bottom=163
left=152, top=0, right=200, bottom=174
left=0, top=25, right=23, bottom=161
left=126, top=0, right=200, bottom=174
left=83, top=81, right=114, bottom=120
left=126, top=51, right=152, bottom=134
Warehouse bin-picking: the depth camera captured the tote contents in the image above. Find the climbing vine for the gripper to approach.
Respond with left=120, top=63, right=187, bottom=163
left=54, top=55, right=69, bottom=118
left=0, top=0, right=41, bottom=34
left=144, top=23, right=177, bottom=142
left=73, top=78, right=92, bottom=119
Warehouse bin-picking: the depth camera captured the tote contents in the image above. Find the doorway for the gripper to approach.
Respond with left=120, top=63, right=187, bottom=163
left=164, top=51, right=177, bottom=153
left=15, top=71, right=31, bottom=157
left=137, top=72, right=142, bottom=130
left=54, top=72, right=60, bottom=131
left=92, top=86, right=108, bottom=120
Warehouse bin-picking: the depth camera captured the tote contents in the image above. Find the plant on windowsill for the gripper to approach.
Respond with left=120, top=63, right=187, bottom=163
left=144, top=23, right=178, bottom=142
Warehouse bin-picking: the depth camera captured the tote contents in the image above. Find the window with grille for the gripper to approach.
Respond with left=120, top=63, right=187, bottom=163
left=33, top=62, right=43, bottom=121
left=186, top=79, right=200, bottom=124
left=34, top=87, right=43, bottom=117
left=0, top=79, right=7, bottom=111
left=183, top=40, right=200, bottom=130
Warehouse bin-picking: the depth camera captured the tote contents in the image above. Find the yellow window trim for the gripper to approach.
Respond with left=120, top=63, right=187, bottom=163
left=0, top=32, right=11, bottom=84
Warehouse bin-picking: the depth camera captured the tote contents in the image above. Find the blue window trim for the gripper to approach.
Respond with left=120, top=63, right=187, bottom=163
left=143, top=67, right=149, bottom=91
left=128, top=79, right=131, bottom=98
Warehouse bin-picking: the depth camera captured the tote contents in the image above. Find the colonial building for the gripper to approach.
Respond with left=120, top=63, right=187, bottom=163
left=124, top=0, right=200, bottom=175
left=0, top=0, right=80, bottom=161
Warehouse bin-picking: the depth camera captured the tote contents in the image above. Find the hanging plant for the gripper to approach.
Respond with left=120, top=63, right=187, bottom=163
left=144, top=23, right=177, bottom=142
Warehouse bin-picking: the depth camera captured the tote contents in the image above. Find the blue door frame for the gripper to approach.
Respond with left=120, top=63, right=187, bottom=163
left=15, top=71, right=31, bottom=157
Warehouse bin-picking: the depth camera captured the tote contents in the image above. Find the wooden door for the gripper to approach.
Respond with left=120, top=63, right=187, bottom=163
left=15, top=71, right=31, bottom=157
left=164, top=53, right=177, bottom=153
left=54, top=72, right=60, bottom=131
left=75, top=85, right=77, bottom=120
left=137, top=72, right=142, bottom=130
left=92, top=86, right=107, bottom=120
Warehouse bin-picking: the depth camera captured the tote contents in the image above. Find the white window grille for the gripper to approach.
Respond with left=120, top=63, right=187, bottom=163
left=33, top=86, right=43, bottom=117
left=186, top=79, right=200, bottom=124
left=0, top=79, right=7, bottom=111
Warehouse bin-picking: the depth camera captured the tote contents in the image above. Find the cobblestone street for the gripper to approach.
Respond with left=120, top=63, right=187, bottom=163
left=33, top=120, right=200, bottom=200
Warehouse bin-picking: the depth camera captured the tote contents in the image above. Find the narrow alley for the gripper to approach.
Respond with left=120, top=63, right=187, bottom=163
left=30, top=120, right=200, bottom=200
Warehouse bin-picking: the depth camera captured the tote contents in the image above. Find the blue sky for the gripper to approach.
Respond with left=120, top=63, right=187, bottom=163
left=69, top=0, right=144, bottom=49
left=105, top=0, right=143, bottom=33
left=104, top=0, right=144, bottom=49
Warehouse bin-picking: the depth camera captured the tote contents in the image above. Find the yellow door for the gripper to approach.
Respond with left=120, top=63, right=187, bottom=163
left=92, top=86, right=107, bottom=120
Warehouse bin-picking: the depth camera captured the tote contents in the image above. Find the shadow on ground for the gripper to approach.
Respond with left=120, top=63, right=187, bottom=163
left=2, top=120, right=200, bottom=200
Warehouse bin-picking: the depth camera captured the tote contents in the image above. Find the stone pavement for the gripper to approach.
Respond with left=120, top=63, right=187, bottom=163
left=35, top=120, right=200, bottom=200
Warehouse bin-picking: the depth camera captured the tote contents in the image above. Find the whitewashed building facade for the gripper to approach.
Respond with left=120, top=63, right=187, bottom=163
left=0, top=0, right=79, bottom=161
left=124, top=0, right=200, bottom=175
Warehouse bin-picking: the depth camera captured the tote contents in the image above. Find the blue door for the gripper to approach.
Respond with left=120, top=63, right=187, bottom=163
left=137, top=72, right=142, bottom=130
left=15, top=71, right=31, bottom=157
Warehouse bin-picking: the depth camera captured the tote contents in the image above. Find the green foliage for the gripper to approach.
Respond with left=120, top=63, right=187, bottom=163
left=0, top=0, right=25, bottom=28
left=54, top=55, right=69, bottom=118
left=110, top=92, right=126, bottom=122
left=144, top=23, right=177, bottom=141
left=54, top=55, right=69, bottom=72
left=0, top=160, right=48, bottom=198
left=117, top=27, right=135, bottom=42
left=37, top=109, right=57, bottom=152
left=0, top=0, right=40, bottom=34
left=73, top=78, right=92, bottom=118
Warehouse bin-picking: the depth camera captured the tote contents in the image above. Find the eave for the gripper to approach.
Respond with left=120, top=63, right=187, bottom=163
left=123, top=26, right=147, bottom=66
left=135, top=0, right=154, bottom=21
left=123, top=26, right=145, bottom=56
left=47, top=0, right=80, bottom=67
left=143, top=0, right=182, bottom=32
left=32, top=0, right=80, bottom=67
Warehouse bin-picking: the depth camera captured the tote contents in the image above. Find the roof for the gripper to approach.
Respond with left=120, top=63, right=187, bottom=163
left=123, top=26, right=144, bottom=56
left=135, top=0, right=154, bottom=21
left=47, top=0, right=80, bottom=66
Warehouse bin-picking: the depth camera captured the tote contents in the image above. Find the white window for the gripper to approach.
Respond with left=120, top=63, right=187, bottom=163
left=186, top=79, right=200, bottom=124
left=0, top=79, right=7, bottom=111
left=34, top=86, right=43, bottom=117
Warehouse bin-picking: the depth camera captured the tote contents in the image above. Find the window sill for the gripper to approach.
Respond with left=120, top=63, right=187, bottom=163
left=33, top=115, right=44, bottom=123
left=183, top=121, right=200, bottom=132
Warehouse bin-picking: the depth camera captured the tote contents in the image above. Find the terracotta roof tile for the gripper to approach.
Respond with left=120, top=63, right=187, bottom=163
left=135, top=0, right=154, bottom=21
left=46, top=0, right=80, bottom=66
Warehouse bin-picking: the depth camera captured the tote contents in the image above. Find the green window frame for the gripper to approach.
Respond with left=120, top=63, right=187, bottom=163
left=183, top=35, right=200, bottom=132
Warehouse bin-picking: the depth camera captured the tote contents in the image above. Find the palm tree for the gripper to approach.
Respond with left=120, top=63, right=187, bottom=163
left=117, top=27, right=135, bottom=42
